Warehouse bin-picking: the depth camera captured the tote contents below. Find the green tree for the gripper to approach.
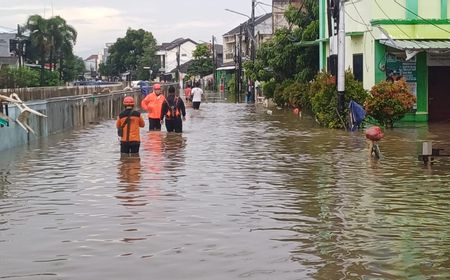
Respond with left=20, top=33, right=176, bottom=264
left=106, top=28, right=157, bottom=80
left=187, top=44, right=214, bottom=78
left=62, top=55, right=85, bottom=82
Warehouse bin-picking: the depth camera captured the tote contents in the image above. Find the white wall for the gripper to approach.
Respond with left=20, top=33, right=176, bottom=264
left=0, top=33, right=15, bottom=57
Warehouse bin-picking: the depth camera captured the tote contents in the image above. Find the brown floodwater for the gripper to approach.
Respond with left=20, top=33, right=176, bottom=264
left=1, top=103, right=450, bottom=279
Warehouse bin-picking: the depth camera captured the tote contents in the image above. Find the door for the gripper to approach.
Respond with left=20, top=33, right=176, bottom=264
left=428, top=66, right=450, bottom=122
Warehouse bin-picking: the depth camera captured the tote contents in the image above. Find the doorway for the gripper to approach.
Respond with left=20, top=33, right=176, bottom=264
left=428, top=66, right=450, bottom=122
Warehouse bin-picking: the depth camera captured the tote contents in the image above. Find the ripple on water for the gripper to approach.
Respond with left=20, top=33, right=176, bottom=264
left=0, top=104, right=450, bottom=279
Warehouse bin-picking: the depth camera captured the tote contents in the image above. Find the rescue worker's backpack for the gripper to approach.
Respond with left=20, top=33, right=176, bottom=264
left=167, top=97, right=179, bottom=119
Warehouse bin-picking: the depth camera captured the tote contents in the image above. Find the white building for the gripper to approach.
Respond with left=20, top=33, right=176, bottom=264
left=0, top=28, right=18, bottom=67
left=156, top=38, right=198, bottom=79
left=222, top=13, right=272, bottom=65
left=84, top=54, right=99, bottom=79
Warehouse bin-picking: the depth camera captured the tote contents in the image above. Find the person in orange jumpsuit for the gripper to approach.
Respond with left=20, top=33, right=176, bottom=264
left=184, top=84, right=192, bottom=104
left=141, top=83, right=166, bottom=131
left=116, top=96, right=145, bottom=155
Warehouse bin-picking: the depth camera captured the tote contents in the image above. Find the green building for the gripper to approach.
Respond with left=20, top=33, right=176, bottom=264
left=319, top=0, right=450, bottom=122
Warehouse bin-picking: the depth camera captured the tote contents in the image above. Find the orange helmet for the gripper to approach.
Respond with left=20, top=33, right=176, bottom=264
left=153, top=83, right=161, bottom=90
left=123, top=96, right=135, bottom=106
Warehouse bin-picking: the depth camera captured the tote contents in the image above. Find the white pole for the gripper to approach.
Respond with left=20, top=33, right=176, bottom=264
left=337, top=0, right=346, bottom=113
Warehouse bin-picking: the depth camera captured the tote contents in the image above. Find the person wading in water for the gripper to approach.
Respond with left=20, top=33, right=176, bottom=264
left=161, top=86, right=186, bottom=133
left=116, top=96, right=145, bottom=155
left=141, top=83, right=165, bottom=131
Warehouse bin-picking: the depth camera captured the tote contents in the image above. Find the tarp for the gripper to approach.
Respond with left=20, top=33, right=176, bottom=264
left=349, top=100, right=366, bottom=131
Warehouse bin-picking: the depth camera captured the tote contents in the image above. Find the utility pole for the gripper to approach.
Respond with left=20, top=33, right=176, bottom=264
left=337, top=0, right=346, bottom=114
left=250, top=0, right=256, bottom=103
left=212, top=35, right=216, bottom=91
left=239, top=24, right=243, bottom=103
left=234, top=32, right=239, bottom=102
left=176, top=44, right=181, bottom=83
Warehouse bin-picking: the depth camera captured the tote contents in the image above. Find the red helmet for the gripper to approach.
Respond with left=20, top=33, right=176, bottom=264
left=123, top=96, right=135, bottom=106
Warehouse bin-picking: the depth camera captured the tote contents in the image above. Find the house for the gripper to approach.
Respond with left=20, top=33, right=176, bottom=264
left=272, top=0, right=304, bottom=31
left=0, top=28, right=18, bottom=67
left=84, top=54, right=99, bottom=79
left=222, top=13, right=273, bottom=66
left=319, top=0, right=450, bottom=122
left=156, top=38, right=198, bottom=81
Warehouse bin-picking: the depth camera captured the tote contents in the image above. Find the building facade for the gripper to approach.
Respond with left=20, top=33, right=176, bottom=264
left=156, top=38, right=198, bottom=81
left=272, top=0, right=304, bottom=31
left=0, top=29, right=18, bottom=67
left=222, top=13, right=273, bottom=65
left=319, top=0, right=450, bottom=122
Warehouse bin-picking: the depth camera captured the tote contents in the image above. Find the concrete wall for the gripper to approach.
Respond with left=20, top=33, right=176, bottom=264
left=0, top=90, right=141, bottom=151
left=0, top=83, right=124, bottom=102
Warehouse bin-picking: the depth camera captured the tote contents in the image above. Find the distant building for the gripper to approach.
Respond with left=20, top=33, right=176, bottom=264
left=0, top=27, right=19, bottom=67
left=222, top=13, right=272, bottom=66
left=100, top=43, right=113, bottom=64
left=272, top=0, right=304, bottom=31
left=156, top=38, right=198, bottom=80
left=84, top=54, right=99, bottom=79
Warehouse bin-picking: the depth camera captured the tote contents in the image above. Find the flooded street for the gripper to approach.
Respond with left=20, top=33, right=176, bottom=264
left=1, top=102, right=450, bottom=279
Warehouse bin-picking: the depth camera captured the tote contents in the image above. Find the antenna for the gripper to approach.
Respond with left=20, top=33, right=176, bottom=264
left=51, top=0, right=54, bottom=17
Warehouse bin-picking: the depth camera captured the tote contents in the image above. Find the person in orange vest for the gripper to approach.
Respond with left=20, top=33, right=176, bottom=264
left=116, top=96, right=145, bottom=155
left=141, top=83, right=166, bottom=131
left=161, top=85, right=186, bottom=133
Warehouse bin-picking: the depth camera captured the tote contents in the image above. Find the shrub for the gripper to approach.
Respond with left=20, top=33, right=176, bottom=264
left=0, top=66, right=40, bottom=88
left=286, top=81, right=310, bottom=110
left=273, top=79, right=292, bottom=106
left=365, top=79, right=416, bottom=128
left=309, top=71, right=368, bottom=128
left=262, top=80, right=276, bottom=99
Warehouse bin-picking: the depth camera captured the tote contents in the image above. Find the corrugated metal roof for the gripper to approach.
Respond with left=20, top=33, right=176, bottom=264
left=380, top=39, right=450, bottom=51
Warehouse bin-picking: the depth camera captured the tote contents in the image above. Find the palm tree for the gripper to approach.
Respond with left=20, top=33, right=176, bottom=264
left=25, top=15, right=51, bottom=85
left=24, top=15, right=77, bottom=84
left=48, top=16, right=77, bottom=80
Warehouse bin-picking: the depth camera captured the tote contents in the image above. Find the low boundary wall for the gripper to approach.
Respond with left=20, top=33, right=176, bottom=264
left=0, top=90, right=141, bottom=151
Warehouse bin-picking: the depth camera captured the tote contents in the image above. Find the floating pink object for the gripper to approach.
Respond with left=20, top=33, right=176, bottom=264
left=365, top=126, right=384, bottom=141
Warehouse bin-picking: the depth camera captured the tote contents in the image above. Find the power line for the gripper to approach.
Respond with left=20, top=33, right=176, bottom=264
left=349, top=0, right=376, bottom=40
left=374, top=0, right=412, bottom=39
left=392, top=0, right=450, bottom=34
left=257, top=1, right=285, bottom=11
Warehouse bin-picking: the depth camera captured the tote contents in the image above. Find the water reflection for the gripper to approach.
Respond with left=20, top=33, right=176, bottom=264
left=0, top=170, right=10, bottom=199
left=163, top=133, right=187, bottom=175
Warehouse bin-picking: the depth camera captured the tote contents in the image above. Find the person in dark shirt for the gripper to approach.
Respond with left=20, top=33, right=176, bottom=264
left=161, top=86, right=186, bottom=133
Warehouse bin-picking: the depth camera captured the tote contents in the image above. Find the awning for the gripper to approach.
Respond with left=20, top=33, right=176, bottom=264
left=380, top=39, right=450, bottom=52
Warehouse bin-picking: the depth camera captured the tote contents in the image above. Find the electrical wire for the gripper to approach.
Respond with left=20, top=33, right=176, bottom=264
left=393, top=0, right=450, bottom=34
left=349, top=0, right=376, bottom=40
left=257, top=1, right=286, bottom=12
left=374, top=0, right=412, bottom=39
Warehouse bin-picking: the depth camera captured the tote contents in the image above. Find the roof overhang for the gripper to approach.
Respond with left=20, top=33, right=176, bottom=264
left=379, top=39, right=450, bottom=52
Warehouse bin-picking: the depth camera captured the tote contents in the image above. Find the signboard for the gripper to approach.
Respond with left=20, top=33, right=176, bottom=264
left=386, top=53, right=417, bottom=108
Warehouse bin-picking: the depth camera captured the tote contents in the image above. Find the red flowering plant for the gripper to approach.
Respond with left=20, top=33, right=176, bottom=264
left=365, top=79, right=416, bottom=128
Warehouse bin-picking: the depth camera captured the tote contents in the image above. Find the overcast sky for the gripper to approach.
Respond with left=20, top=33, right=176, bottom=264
left=0, top=0, right=272, bottom=58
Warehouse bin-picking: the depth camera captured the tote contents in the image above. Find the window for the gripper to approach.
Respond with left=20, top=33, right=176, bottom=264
left=353, top=54, right=363, bottom=82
